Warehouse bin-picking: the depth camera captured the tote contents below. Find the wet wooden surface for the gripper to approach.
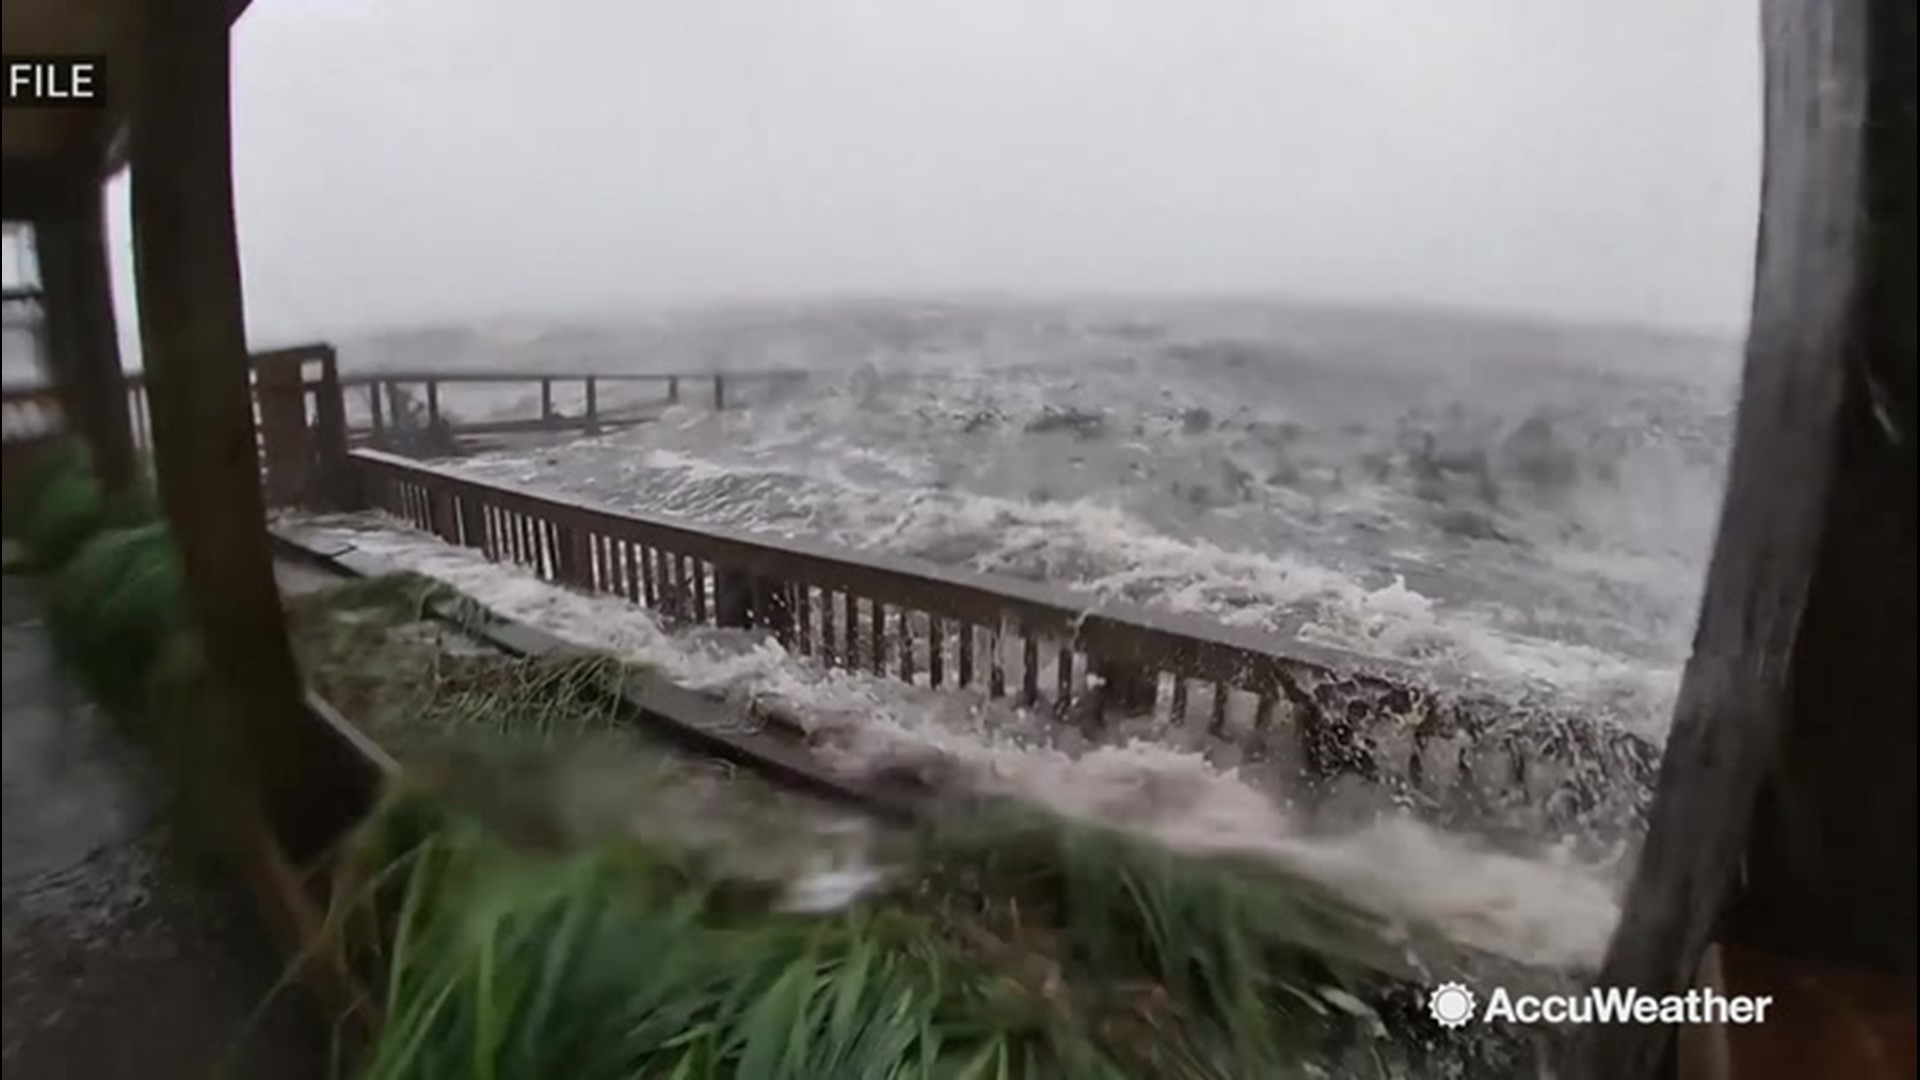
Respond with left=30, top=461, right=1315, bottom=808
left=1580, top=0, right=1915, bottom=1075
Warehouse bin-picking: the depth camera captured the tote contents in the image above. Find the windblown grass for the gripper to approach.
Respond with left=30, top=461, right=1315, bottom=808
left=321, top=763, right=1445, bottom=1080
left=286, top=570, right=1446, bottom=1077
left=334, top=793, right=1124, bottom=1080
left=285, top=572, right=652, bottom=752
left=5, top=439, right=160, bottom=570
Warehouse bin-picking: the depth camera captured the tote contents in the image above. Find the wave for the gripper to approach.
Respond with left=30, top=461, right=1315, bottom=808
left=447, top=335, right=1731, bottom=739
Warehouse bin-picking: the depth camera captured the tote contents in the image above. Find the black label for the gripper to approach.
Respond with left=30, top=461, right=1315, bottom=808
left=3, top=56, right=108, bottom=108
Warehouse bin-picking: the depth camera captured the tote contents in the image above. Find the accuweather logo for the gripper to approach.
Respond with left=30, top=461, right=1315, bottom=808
left=1427, top=982, right=1775, bottom=1027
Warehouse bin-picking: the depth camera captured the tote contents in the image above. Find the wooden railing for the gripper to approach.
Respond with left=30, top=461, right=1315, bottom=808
left=340, top=369, right=802, bottom=451
left=351, top=447, right=1659, bottom=842
left=3, top=365, right=805, bottom=459
left=3, top=353, right=805, bottom=507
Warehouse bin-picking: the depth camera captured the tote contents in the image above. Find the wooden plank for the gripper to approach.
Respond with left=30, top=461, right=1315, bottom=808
left=1055, top=645, right=1073, bottom=713
left=988, top=625, right=1005, bottom=698
left=1576, top=1, right=1916, bottom=1075
left=897, top=607, right=914, bottom=683
left=1021, top=632, right=1039, bottom=707
left=820, top=587, right=838, bottom=666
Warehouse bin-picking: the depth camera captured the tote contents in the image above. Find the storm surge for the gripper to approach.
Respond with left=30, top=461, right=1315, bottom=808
left=432, top=304, right=1736, bottom=741
left=324, top=300, right=1739, bottom=977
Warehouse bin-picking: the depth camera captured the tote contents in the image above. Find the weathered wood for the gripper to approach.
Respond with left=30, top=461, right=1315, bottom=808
left=35, top=187, right=136, bottom=491
left=367, top=382, right=385, bottom=444
left=131, top=0, right=333, bottom=863
left=988, top=625, right=1006, bottom=698
left=820, top=588, right=839, bottom=666
left=254, top=350, right=312, bottom=507
left=1577, top=0, right=1916, bottom=1075
left=309, top=346, right=356, bottom=509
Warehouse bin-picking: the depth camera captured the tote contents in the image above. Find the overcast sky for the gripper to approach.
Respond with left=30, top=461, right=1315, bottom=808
left=104, top=0, right=1759, bottom=345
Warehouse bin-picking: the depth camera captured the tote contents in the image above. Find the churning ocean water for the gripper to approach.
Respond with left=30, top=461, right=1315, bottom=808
left=317, top=297, right=1741, bottom=974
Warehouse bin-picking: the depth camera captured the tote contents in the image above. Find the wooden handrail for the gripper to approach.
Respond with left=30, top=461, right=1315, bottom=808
left=348, top=446, right=1658, bottom=842
left=334, top=368, right=801, bottom=386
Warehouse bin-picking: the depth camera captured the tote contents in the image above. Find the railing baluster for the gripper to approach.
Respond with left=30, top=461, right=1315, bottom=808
left=1171, top=677, right=1189, bottom=723
left=641, top=548, right=658, bottom=609
left=1056, top=646, right=1074, bottom=714
left=956, top=622, right=973, bottom=688
left=1253, top=692, right=1277, bottom=736
left=928, top=617, right=945, bottom=687
left=795, top=584, right=813, bottom=655
left=989, top=624, right=1006, bottom=698
left=848, top=591, right=864, bottom=668
left=820, top=589, right=838, bottom=667
left=1021, top=632, right=1039, bottom=707
left=898, top=608, right=915, bottom=684
left=665, top=553, right=683, bottom=619
left=870, top=601, right=887, bottom=676
left=623, top=541, right=641, bottom=604
left=1210, top=682, right=1230, bottom=736
left=693, top=560, right=709, bottom=622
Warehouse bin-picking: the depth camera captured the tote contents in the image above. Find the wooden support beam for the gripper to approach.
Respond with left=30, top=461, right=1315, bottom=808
left=36, top=186, right=136, bottom=491
left=1577, top=0, right=1915, bottom=1075
left=130, top=0, right=333, bottom=860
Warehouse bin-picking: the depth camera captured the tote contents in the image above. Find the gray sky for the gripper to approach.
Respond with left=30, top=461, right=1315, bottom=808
left=105, top=0, right=1760, bottom=344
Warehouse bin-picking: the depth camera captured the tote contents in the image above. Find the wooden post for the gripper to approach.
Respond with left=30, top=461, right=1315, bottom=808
left=584, top=377, right=599, bottom=435
left=254, top=351, right=311, bottom=508
left=540, top=378, right=554, bottom=425
left=425, top=379, right=440, bottom=427
left=368, top=382, right=386, bottom=446
left=36, top=187, right=137, bottom=491
left=713, top=374, right=726, bottom=411
left=309, top=347, right=357, bottom=509
left=668, top=376, right=680, bottom=405
left=131, top=0, right=344, bottom=864
left=1576, top=2, right=1915, bottom=1076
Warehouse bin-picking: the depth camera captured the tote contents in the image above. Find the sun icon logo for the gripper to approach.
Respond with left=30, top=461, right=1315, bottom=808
left=1427, top=982, right=1477, bottom=1028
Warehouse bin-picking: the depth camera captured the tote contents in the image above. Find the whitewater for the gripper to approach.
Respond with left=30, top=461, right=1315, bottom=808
left=313, top=297, right=1740, bottom=976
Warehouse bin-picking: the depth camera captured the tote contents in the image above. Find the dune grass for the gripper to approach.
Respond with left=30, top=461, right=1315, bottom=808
left=323, top=777, right=1414, bottom=1080
left=286, top=578, right=1424, bottom=1077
